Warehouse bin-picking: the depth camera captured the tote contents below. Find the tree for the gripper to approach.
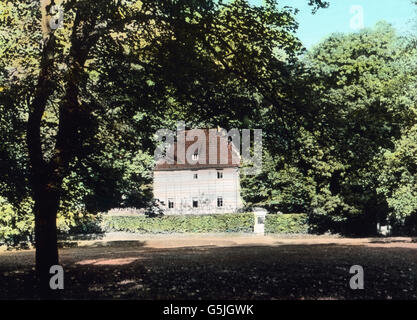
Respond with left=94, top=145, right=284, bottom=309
left=0, top=0, right=328, bottom=296
left=301, top=22, right=417, bottom=234
left=241, top=149, right=316, bottom=213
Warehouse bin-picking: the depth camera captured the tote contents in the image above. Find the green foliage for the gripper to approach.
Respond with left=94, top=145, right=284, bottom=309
left=102, top=213, right=309, bottom=234
left=0, top=0, right=319, bottom=208
left=265, top=214, right=308, bottom=234
left=0, top=195, right=101, bottom=247
left=241, top=151, right=315, bottom=213
left=378, top=124, right=417, bottom=222
left=101, top=213, right=254, bottom=233
left=242, top=22, right=417, bottom=235
left=389, top=213, right=417, bottom=236
left=0, top=197, right=34, bottom=247
left=56, top=211, right=103, bottom=235
left=299, top=22, right=417, bottom=233
left=0, top=0, right=330, bottom=248
left=2, top=0, right=417, bottom=243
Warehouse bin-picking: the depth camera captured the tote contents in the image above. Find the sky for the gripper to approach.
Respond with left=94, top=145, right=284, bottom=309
left=250, top=0, right=417, bottom=48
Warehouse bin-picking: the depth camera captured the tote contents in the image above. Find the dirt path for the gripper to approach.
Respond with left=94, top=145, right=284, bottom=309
left=1, top=234, right=417, bottom=299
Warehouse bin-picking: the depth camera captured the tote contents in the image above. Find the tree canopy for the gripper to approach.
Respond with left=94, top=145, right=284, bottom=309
left=0, top=0, right=329, bottom=295
left=2, top=0, right=417, bottom=295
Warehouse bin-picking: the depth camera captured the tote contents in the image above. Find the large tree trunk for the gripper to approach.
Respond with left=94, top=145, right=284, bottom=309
left=27, top=1, right=100, bottom=298
left=33, top=180, right=60, bottom=298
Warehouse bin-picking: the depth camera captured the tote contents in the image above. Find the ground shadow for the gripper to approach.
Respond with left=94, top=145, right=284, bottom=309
left=1, top=241, right=417, bottom=300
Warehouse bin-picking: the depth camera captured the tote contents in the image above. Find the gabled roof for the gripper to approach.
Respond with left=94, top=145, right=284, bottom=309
left=154, top=129, right=240, bottom=171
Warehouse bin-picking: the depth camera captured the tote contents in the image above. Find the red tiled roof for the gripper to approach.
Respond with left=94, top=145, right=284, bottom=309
left=154, top=129, right=240, bottom=171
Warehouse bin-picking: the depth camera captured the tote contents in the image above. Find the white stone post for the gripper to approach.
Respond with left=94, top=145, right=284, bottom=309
left=254, top=208, right=267, bottom=235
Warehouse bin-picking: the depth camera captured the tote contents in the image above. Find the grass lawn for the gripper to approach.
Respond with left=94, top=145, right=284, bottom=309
left=1, top=234, right=417, bottom=299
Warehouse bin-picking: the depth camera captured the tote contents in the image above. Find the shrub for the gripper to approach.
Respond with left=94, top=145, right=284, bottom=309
left=0, top=196, right=103, bottom=248
left=57, top=212, right=103, bottom=235
left=101, top=213, right=254, bottom=233
left=265, top=214, right=308, bottom=234
left=241, top=152, right=315, bottom=214
left=0, top=197, right=34, bottom=247
left=101, top=212, right=310, bottom=234
left=390, top=213, right=417, bottom=236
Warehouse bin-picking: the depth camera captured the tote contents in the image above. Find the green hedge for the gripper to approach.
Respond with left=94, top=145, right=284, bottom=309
left=265, top=214, right=308, bottom=234
left=101, top=213, right=254, bottom=233
left=101, top=213, right=309, bottom=234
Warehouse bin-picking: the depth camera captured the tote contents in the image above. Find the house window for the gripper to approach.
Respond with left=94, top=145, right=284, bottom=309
left=192, top=198, right=199, bottom=208
left=168, top=199, right=174, bottom=209
left=217, top=197, right=223, bottom=207
left=217, top=171, right=223, bottom=179
left=192, top=152, right=199, bottom=161
left=193, top=173, right=198, bottom=179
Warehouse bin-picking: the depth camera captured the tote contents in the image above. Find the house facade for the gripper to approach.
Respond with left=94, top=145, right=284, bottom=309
left=153, top=129, right=243, bottom=214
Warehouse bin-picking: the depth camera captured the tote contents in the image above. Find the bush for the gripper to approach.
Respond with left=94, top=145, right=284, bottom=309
left=241, top=152, right=315, bottom=214
left=0, top=196, right=103, bottom=247
left=265, top=214, right=308, bottom=234
left=390, top=213, right=417, bottom=236
left=101, top=213, right=254, bottom=233
left=0, top=197, right=34, bottom=247
left=57, top=212, right=103, bottom=235
left=307, top=209, right=379, bottom=236
left=101, top=212, right=310, bottom=234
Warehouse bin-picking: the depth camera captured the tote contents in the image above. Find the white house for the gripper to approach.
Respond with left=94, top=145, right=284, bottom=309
left=153, top=129, right=243, bottom=214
